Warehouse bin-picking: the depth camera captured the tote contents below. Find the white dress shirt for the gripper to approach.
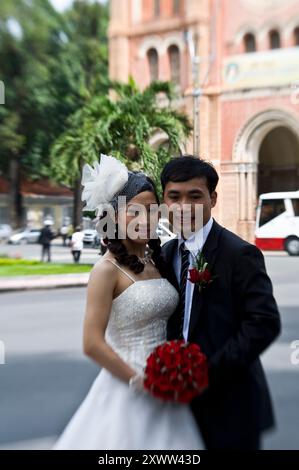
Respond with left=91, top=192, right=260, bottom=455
left=71, top=231, right=84, bottom=251
left=173, top=217, right=214, bottom=341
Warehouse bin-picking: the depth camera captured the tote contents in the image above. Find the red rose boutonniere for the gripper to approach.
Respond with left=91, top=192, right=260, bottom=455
left=188, top=251, right=217, bottom=292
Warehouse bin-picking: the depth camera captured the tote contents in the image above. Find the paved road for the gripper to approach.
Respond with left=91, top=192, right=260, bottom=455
left=0, top=240, right=100, bottom=265
left=0, top=254, right=298, bottom=449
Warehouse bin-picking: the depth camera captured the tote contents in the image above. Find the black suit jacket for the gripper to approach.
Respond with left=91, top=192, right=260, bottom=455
left=162, top=219, right=281, bottom=447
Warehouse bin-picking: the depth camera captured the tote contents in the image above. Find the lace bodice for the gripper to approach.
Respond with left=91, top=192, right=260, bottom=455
left=105, top=277, right=179, bottom=374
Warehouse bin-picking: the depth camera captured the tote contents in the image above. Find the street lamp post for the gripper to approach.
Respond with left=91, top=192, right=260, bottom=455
left=185, top=30, right=201, bottom=157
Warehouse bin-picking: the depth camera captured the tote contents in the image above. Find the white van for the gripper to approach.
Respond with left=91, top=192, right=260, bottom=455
left=255, top=190, right=299, bottom=256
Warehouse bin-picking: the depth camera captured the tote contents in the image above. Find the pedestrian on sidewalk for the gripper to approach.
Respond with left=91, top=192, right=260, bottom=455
left=60, top=224, right=69, bottom=246
left=38, top=220, right=55, bottom=263
left=70, top=226, right=84, bottom=263
left=67, top=224, right=74, bottom=247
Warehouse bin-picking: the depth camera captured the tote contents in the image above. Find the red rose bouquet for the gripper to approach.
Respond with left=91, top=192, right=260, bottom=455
left=144, top=340, right=209, bottom=403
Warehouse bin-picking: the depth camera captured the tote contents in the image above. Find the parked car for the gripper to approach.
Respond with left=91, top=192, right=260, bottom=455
left=83, top=229, right=100, bottom=247
left=87, top=218, right=175, bottom=256
left=255, top=190, right=299, bottom=256
left=95, top=219, right=175, bottom=253
left=8, top=228, right=41, bottom=245
left=0, top=224, right=12, bottom=241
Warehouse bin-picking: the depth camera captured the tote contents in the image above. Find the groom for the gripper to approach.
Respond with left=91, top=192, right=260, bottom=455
left=161, top=156, right=281, bottom=450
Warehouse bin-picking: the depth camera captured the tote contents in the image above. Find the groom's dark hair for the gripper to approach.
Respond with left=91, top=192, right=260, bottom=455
left=161, top=155, right=219, bottom=194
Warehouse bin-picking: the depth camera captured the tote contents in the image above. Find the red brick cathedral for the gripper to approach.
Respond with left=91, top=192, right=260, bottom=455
left=108, top=0, right=299, bottom=241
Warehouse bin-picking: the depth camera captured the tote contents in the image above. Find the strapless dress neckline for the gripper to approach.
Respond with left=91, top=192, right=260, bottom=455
left=112, top=278, right=171, bottom=303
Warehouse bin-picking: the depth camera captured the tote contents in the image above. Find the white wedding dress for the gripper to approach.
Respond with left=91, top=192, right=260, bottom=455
left=53, top=261, right=203, bottom=450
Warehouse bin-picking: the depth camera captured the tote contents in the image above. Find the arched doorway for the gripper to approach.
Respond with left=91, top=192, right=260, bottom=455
left=232, top=108, right=299, bottom=240
left=258, top=126, right=299, bottom=194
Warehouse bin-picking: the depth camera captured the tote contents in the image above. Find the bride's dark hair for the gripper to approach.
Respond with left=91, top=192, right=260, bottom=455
left=100, top=177, right=167, bottom=277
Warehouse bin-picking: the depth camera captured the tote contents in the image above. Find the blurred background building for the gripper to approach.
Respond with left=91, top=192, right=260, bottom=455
left=108, top=0, right=299, bottom=240
left=0, top=176, right=73, bottom=229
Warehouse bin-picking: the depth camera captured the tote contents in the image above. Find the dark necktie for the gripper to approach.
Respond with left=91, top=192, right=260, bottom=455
left=177, top=242, right=190, bottom=339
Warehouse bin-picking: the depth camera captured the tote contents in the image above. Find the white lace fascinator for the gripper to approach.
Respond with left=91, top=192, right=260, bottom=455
left=81, top=154, right=129, bottom=217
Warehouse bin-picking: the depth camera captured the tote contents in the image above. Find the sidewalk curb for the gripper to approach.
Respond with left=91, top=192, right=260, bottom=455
left=0, top=273, right=90, bottom=293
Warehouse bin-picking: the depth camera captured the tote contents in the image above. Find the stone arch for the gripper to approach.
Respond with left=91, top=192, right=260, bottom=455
left=138, top=33, right=185, bottom=60
left=282, top=15, right=299, bottom=40
left=233, top=108, right=299, bottom=164
left=258, top=21, right=282, bottom=42
left=149, top=131, right=186, bottom=155
left=232, top=108, right=299, bottom=229
left=162, top=34, right=185, bottom=55
left=138, top=36, right=164, bottom=58
left=235, top=24, right=258, bottom=47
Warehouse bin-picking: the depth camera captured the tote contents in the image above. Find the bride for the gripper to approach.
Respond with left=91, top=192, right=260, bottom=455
left=53, top=154, right=203, bottom=450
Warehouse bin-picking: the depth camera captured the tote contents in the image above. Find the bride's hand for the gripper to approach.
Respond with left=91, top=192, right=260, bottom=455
left=128, top=373, right=146, bottom=394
